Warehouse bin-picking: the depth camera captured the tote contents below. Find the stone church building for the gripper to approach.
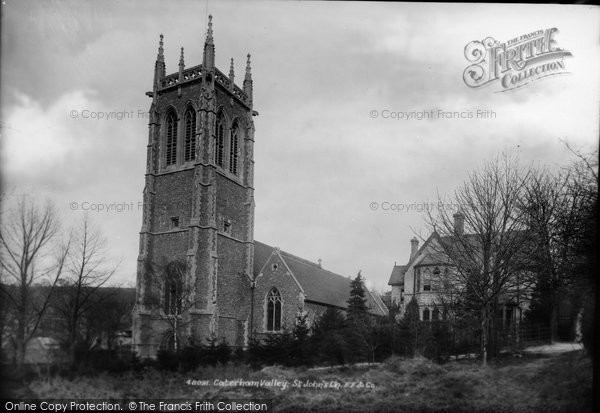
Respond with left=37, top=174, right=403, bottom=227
left=132, top=17, right=386, bottom=358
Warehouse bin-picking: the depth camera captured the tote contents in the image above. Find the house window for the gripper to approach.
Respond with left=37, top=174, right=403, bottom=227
left=433, top=267, right=441, bottom=276
left=214, top=113, right=225, bottom=167
left=184, top=107, right=196, bottom=162
left=423, top=272, right=431, bottom=291
left=165, top=111, right=178, bottom=166
left=422, top=308, right=430, bottom=321
left=170, top=216, right=180, bottom=229
left=432, top=307, right=440, bottom=320
left=223, top=219, right=232, bottom=235
left=229, top=122, right=239, bottom=175
left=266, top=288, right=282, bottom=331
left=271, top=263, right=278, bottom=271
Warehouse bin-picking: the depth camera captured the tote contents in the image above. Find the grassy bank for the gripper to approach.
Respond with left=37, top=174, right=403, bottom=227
left=8, top=350, right=593, bottom=412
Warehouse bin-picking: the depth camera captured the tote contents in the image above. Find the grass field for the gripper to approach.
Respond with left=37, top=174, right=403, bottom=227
left=5, top=350, right=593, bottom=412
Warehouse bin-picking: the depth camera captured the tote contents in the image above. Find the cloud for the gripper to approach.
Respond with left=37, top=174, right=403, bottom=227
left=2, top=1, right=598, bottom=291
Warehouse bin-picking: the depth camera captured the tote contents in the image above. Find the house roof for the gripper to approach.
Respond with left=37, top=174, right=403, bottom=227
left=389, top=230, right=533, bottom=285
left=388, top=265, right=407, bottom=286
left=254, top=240, right=387, bottom=316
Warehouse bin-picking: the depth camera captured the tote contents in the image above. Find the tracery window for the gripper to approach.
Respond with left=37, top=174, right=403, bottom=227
left=266, top=288, right=282, bottom=331
left=164, top=262, right=184, bottom=316
left=229, top=122, right=239, bottom=175
left=214, top=113, right=225, bottom=167
left=165, top=111, right=178, bottom=166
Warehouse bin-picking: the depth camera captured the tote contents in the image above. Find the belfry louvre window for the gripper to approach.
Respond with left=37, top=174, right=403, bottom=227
left=229, top=123, right=239, bottom=175
left=184, top=108, right=196, bottom=162
left=165, top=112, right=178, bottom=166
left=215, top=114, right=225, bottom=167
left=266, top=288, right=282, bottom=331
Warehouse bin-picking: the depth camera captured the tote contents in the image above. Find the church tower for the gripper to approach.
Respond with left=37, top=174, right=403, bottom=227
left=133, top=16, right=256, bottom=357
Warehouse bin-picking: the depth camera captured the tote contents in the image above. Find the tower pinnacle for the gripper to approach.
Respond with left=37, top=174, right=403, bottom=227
left=157, top=34, right=164, bottom=62
left=203, top=15, right=215, bottom=70
left=245, top=53, right=252, bottom=81
left=229, top=57, right=235, bottom=86
left=206, top=14, right=213, bottom=44
left=243, top=53, right=253, bottom=102
left=153, top=33, right=166, bottom=92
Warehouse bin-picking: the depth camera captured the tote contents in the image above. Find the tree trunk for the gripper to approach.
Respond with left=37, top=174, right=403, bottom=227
left=174, top=317, right=179, bottom=352
left=550, top=293, right=559, bottom=343
left=16, top=320, right=26, bottom=368
left=481, top=308, right=488, bottom=366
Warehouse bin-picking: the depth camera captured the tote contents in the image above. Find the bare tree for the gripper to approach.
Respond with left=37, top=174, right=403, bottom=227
left=519, top=147, right=597, bottom=342
left=84, top=287, right=135, bottom=351
left=53, top=214, right=118, bottom=364
left=0, top=195, right=70, bottom=368
left=426, top=152, right=535, bottom=365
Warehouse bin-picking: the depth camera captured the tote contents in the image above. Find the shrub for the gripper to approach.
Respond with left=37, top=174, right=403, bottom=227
left=156, top=349, right=179, bottom=371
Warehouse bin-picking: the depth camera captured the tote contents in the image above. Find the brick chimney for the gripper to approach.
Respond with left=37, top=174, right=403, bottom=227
left=410, top=237, right=419, bottom=259
left=453, top=212, right=464, bottom=235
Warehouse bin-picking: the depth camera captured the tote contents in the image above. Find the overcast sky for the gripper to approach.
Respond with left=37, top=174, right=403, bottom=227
left=2, top=1, right=599, bottom=291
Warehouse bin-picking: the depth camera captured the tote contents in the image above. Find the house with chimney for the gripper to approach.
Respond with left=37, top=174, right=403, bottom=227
left=388, top=212, right=529, bottom=331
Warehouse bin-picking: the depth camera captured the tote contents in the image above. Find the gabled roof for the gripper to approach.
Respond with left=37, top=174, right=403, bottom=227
left=388, top=265, right=407, bottom=286
left=387, top=232, right=467, bottom=286
left=389, top=230, right=533, bottom=283
left=254, top=241, right=387, bottom=316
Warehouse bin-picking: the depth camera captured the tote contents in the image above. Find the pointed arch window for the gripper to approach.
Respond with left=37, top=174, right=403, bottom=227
left=214, top=113, right=225, bottom=167
left=184, top=107, right=196, bottom=162
left=229, top=122, right=239, bottom=175
left=164, top=262, right=184, bottom=316
left=161, top=332, right=175, bottom=351
left=165, top=111, right=178, bottom=166
left=266, top=288, right=282, bottom=331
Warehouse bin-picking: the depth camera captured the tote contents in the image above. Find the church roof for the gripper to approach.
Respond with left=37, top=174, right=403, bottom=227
left=253, top=241, right=387, bottom=316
